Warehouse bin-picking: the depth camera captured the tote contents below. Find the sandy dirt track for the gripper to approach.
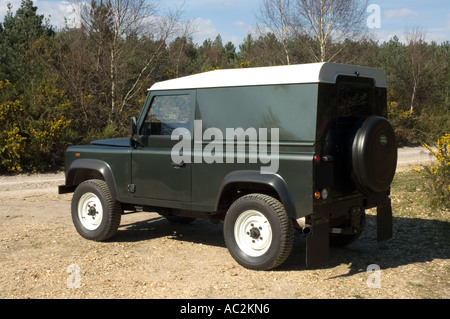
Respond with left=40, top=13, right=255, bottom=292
left=0, top=147, right=448, bottom=299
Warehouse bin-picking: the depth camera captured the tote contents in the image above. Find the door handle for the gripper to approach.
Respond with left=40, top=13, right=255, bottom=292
left=172, top=161, right=186, bottom=169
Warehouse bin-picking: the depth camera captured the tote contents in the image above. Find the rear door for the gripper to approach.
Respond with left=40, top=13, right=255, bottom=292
left=131, top=90, right=194, bottom=202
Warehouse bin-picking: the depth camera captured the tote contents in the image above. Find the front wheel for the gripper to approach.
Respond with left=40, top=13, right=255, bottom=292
left=71, top=179, right=122, bottom=241
left=223, top=194, right=294, bottom=270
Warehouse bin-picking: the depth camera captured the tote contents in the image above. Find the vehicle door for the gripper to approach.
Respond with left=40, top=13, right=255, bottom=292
left=131, top=90, right=194, bottom=202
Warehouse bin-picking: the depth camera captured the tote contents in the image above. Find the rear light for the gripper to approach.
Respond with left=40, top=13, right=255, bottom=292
left=314, top=154, right=333, bottom=162
left=314, top=188, right=329, bottom=200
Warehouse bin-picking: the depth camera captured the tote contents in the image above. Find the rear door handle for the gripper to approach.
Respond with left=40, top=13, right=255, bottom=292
left=172, top=161, right=186, bottom=169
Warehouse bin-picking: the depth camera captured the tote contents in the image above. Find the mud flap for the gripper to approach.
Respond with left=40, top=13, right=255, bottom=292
left=377, top=198, right=393, bottom=242
left=306, top=213, right=329, bottom=267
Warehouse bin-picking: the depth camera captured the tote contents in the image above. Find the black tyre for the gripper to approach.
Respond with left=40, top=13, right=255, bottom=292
left=223, top=194, right=294, bottom=270
left=351, top=116, right=397, bottom=194
left=71, top=179, right=122, bottom=241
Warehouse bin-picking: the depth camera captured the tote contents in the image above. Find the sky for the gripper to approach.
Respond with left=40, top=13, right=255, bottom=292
left=1, top=0, right=449, bottom=46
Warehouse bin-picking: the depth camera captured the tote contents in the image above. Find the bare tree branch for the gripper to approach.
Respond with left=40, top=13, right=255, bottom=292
left=257, top=0, right=295, bottom=65
left=71, top=0, right=189, bottom=125
left=258, top=0, right=368, bottom=63
left=405, top=27, right=430, bottom=113
left=293, top=0, right=368, bottom=62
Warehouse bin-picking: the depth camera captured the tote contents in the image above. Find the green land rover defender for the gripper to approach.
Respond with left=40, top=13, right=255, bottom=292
left=59, top=62, right=397, bottom=270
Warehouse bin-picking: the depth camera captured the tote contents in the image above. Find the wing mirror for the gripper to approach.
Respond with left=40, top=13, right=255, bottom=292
left=130, top=116, right=142, bottom=148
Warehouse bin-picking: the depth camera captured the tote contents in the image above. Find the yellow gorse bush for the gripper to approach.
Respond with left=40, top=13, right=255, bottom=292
left=0, top=79, right=26, bottom=172
left=414, top=134, right=450, bottom=209
left=0, top=79, right=11, bottom=89
left=0, top=127, right=27, bottom=172
left=29, top=118, right=71, bottom=149
left=1, top=77, right=73, bottom=172
left=423, top=134, right=450, bottom=166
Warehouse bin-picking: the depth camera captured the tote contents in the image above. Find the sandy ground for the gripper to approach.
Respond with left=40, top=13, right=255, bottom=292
left=395, top=146, right=436, bottom=172
left=0, top=147, right=448, bottom=299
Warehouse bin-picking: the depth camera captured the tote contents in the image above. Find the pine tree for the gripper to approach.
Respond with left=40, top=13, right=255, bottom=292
left=0, top=0, right=54, bottom=85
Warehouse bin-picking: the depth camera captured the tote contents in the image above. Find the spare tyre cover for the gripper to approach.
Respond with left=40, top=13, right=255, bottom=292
left=351, top=116, right=397, bottom=194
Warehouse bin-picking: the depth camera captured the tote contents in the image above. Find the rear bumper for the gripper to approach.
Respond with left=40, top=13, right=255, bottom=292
left=305, top=191, right=392, bottom=267
left=314, top=190, right=390, bottom=217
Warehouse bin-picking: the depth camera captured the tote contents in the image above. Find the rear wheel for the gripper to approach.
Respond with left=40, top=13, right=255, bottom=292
left=71, top=179, right=122, bottom=241
left=224, top=194, right=294, bottom=270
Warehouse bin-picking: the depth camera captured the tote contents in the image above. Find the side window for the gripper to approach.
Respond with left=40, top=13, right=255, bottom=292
left=142, top=94, right=191, bottom=136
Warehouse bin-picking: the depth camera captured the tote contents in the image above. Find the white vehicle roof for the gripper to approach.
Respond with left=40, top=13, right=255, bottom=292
left=149, top=62, right=387, bottom=91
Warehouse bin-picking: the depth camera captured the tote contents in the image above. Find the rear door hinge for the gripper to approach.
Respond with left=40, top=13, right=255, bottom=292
left=127, top=184, right=136, bottom=193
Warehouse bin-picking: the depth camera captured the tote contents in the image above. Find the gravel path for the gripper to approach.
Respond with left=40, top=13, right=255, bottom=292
left=0, top=147, right=448, bottom=299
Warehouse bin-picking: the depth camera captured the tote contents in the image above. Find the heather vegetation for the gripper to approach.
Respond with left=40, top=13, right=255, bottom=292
left=0, top=0, right=449, bottom=173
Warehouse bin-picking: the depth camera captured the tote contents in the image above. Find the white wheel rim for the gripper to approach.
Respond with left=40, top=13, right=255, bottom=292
left=234, top=210, right=272, bottom=257
left=78, top=192, right=103, bottom=231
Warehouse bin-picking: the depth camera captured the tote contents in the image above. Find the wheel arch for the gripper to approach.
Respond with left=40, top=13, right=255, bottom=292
left=65, top=159, right=119, bottom=200
left=215, top=170, right=297, bottom=218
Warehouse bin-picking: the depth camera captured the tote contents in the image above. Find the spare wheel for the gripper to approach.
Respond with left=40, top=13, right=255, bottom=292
left=351, top=116, right=397, bottom=194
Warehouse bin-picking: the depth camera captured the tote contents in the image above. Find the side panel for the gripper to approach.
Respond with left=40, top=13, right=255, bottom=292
left=192, top=84, right=318, bottom=218
left=196, top=84, right=318, bottom=142
left=64, top=146, right=132, bottom=200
